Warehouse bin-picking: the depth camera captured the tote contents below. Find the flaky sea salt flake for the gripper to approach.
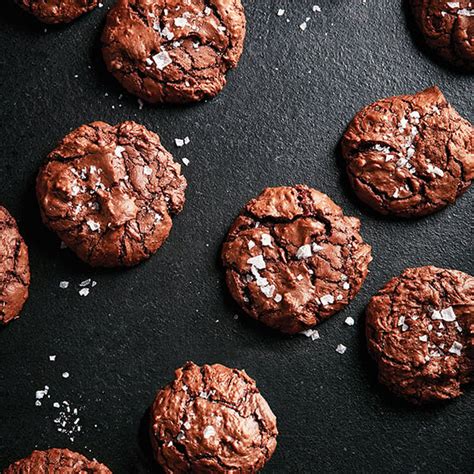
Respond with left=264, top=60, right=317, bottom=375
left=247, top=254, right=266, bottom=270
left=336, top=344, right=347, bottom=354
left=296, top=244, right=312, bottom=259
left=441, top=306, right=456, bottom=321
left=448, top=341, right=462, bottom=356
left=301, top=329, right=320, bottom=340
left=114, top=146, right=125, bottom=157
left=86, top=220, right=100, bottom=232
left=153, top=51, right=172, bottom=70
left=203, top=425, right=216, bottom=439
left=320, top=294, right=334, bottom=306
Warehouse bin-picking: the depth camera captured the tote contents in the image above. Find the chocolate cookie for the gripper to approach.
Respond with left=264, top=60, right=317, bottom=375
left=0, top=206, right=30, bottom=326
left=36, top=121, right=187, bottom=267
left=15, top=0, right=98, bottom=24
left=150, top=361, right=278, bottom=473
left=341, top=86, right=473, bottom=217
left=221, top=186, right=372, bottom=334
left=3, top=448, right=111, bottom=473
left=366, top=266, right=474, bottom=403
left=409, top=0, right=474, bottom=70
left=101, top=0, right=246, bottom=104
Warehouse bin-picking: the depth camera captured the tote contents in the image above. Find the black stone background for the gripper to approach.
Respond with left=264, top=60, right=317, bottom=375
left=0, top=0, right=472, bottom=472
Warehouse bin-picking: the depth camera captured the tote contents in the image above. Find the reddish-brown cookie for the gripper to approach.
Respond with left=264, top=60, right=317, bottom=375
left=0, top=206, right=30, bottom=326
left=221, top=185, right=372, bottom=334
left=36, top=121, right=187, bottom=267
left=366, top=266, right=474, bottom=404
left=409, top=0, right=474, bottom=70
left=341, top=86, right=473, bottom=217
left=150, top=362, right=278, bottom=473
left=3, top=448, right=111, bottom=473
left=15, top=0, right=99, bottom=24
left=101, top=0, right=246, bottom=104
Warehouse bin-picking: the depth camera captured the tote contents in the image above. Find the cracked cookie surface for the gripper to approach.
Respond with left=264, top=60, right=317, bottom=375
left=341, top=86, right=473, bottom=217
left=409, top=0, right=474, bottom=70
left=36, top=121, right=187, bottom=267
left=0, top=206, right=30, bottom=326
left=221, top=185, right=372, bottom=334
left=150, top=362, right=278, bottom=474
left=3, top=448, right=111, bottom=473
left=15, top=0, right=98, bottom=24
left=101, top=0, right=246, bottom=104
left=366, top=266, right=474, bottom=403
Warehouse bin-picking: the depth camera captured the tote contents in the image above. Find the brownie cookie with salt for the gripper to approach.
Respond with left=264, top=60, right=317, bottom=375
left=101, top=0, right=246, bottom=104
left=36, top=121, right=187, bottom=267
left=367, top=266, right=474, bottom=403
left=150, top=362, right=278, bottom=473
left=15, top=0, right=99, bottom=24
left=341, top=86, right=473, bottom=217
left=409, top=0, right=474, bottom=70
left=4, top=448, right=111, bottom=473
left=221, top=185, right=372, bottom=334
left=0, top=206, right=30, bottom=326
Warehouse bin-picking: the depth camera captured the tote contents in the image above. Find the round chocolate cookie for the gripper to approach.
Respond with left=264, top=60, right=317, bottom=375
left=0, top=206, right=30, bottom=326
left=15, top=0, right=98, bottom=24
left=366, top=266, right=474, bottom=403
left=221, top=185, right=372, bottom=334
left=341, top=86, right=473, bottom=217
left=409, top=0, right=474, bottom=70
left=3, top=448, right=111, bottom=473
left=36, top=121, right=187, bottom=267
left=101, top=0, right=246, bottom=104
left=150, top=361, right=278, bottom=473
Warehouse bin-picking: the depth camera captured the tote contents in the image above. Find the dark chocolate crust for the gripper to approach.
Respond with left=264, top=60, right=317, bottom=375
left=36, top=121, right=187, bottom=267
left=15, top=0, right=98, bottom=24
left=101, top=0, right=246, bottom=104
left=3, top=448, right=111, bottom=473
left=409, top=0, right=474, bottom=71
left=150, top=362, right=278, bottom=473
left=221, top=185, right=372, bottom=334
left=366, top=266, right=474, bottom=403
left=341, top=86, right=473, bottom=217
left=0, top=206, right=30, bottom=326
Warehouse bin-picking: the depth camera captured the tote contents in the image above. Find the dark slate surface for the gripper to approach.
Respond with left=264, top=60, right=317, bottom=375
left=0, top=0, right=472, bottom=472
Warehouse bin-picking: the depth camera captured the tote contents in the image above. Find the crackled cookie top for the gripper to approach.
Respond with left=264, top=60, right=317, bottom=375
left=221, top=185, right=372, bottom=334
left=150, top=362, right=278, bottom=474
left=0, top=206, right=30, bottom=326
left=101, top=0, right=246, bottom=104
left=410, top=0, right=474, bottom=70
left=15, top=0, right=98, bottom=24
left=36, top=121, right=187, bottom=267
left=366, top=266, right=474, bottom=403
left=4, top=448, right=111, bottom=473
left=341, top=86, right=473, bottom=217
